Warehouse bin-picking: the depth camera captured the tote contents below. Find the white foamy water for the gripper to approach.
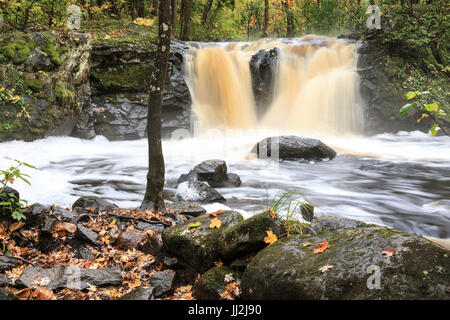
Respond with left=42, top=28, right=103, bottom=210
left=0, top=130, right=449, bottom=238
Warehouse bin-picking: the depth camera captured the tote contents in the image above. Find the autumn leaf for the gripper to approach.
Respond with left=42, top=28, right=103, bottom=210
left=381, top=248, right=396, bottom=257
left=263, top=230, right=277, bottom=245
left=188, top=222, right=201, bottom=229
left=319, top=264, right=334, bottom=273
left=314, top=240, right=329, bottom=254
left=214, top=260, right=223, bottom=267
left=54, top=222, right=77, bottom=234
left=224, top=273, right=235, bottom=283
left=210, top=217, right=222, bottom=229
left=9, top=221, right=25, bottom=233
left=209, top=209, right=223, bottom=217
left=268, top=209, right=277, bottom=220
left=30, top=288, right=55, bottom=300
left=301, top=242, right=313, bottom=247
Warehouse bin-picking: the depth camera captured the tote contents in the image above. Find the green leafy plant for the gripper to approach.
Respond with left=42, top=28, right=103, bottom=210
left=0, top=159, right=36, bottom=221
left=399, top=89, right=449, bottom=137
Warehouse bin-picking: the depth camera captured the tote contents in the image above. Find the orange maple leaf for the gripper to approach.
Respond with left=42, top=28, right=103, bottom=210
left=301, top=242, right=313, bottom=247
left=263, top=230, right=277, bottom=245
left=268, top=210, right=277, bottom=220
left=313, top=240, right=329, bottom=254
left=381, top=248, right=396, bottom=257
left=209, top=209, right=223, bottom=217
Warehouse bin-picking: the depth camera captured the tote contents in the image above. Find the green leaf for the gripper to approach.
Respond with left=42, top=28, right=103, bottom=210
left=424, top=103, right=439, bottom=113
left=406, top=91, right=420, bottom=100
left=188, top=222, right=202, bottom=228
left=430, top=124, right=439, bottom=137
left=399, top=103, right=413, bottom=116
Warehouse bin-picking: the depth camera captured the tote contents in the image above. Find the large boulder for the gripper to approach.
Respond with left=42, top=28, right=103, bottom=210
left=176, top=180, right=226, bottom=203
left=162, top=211, right=244, bottom=273
left=178, top=160, right=242, bottom=188
left=250, top=48, right=279, bottom=118
left=90, top=40, right=191, bottom=140
left=250, top=136, right=336, bottom=161
left=241, top=215, right=450, bottom=300
left=219, top=212, right=286, bottom=261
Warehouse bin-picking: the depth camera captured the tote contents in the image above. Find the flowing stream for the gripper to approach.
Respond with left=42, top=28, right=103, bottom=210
left=0, top=36, right=449, bottom=239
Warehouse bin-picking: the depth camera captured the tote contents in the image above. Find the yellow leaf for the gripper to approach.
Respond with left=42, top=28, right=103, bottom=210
left=263, top=230, right=277, bottom=245
left=188, top=222, right=201, bottom=228
left=268, top=210, right=277, bottom=220
left=210, top=217, right=222, bottom=229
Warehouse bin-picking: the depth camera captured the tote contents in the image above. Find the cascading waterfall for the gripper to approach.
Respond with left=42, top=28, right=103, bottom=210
left=184, top=35, right=364, bottom=135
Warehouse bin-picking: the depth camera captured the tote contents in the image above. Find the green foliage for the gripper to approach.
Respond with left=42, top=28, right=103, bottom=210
left=399, top=89, right=449, bottom=137
left=0, top=159, right=37, bottom=221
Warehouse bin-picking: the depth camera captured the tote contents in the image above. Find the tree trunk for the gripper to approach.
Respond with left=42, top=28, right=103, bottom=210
left=172, top=0, right=178, bottom=38
left=181, top=0, right=191, bottom=40
left=263, top=0, right=269, bottom=37
left=202, top=0, right=214, bottom=25
left=281, top=0, right=294, bottom=38
left=142, top=0, right=171, bottom=212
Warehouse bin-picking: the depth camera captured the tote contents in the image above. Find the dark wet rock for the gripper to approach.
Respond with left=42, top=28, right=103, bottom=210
left=75, top=224, right=99, bottom=246
left=178, top=160, right=242, bottom=188
left=310, top=214, right=372, bottom=235
left=23, top=203, right=77, bottom=226
left=90, top=41, right=190, bottom=140
left=219, top=212, right=286, bottom=261
left=250, top=48, right=279, bottom=118
left=250, top=136, right=337, bottom=161
left=176, top=180, right=226, bottom=203
left=74, top=244, right=95, bottom=260
left=165, top=201, right=206, bottom=217
left=0, top=255, right=20, bottom=273
left=118, top=286, right=154, bottom=300
left=72, top=196, right=118, bottom=213
left=299, top=202, right=315, bottom=222
left=194, top=266, right=240, bottom=300
left=0, top=287, right=18, bottom=300
left=162, top=211, right=244, bottom=273
left=150, top=270, right=176, bottom=297
left=241, top=216, right=450, bottom=300
left=0, top=187, right=20, bottom=217
left=16, top=265, right=122, bottom=290
left=162, top=257, right=180, bottom=268
left=0, top=275, right=12, bottom=287
left=136, top=222, right=165, bottom=233
left=25, top=49, right=55, bottom=72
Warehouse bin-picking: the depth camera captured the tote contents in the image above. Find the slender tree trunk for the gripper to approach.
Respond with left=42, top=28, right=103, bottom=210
left=142, top=0, right=171, bottom=212
left=181, top=0, right=191, bottom=40
left=263, top=0, right=269, bottom=37
left=202, top=0, right=214, bottom=25
left=281, top=0, right=294, bottom=38
left=172, top=0, right=178, bottom=38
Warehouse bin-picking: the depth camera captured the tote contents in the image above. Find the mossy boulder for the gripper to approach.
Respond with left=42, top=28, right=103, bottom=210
left=194, top=266, right=240, bottom=300
left=241, top=216, right=450, bottom=300
left=219, top=211, right=286, bottom=261
left=162, top=210, right=244, bottom=273
left=24, top=78, right=44, bottom=92
left=0, top=36, right=36, bottom=65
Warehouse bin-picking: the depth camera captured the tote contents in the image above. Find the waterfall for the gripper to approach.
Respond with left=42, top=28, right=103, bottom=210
left=184, top=35, right=364, bottom=136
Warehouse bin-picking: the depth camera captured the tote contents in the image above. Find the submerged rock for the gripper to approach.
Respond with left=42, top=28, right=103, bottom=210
left=241, top=216, right=450, bottom=300
left=194, top=266, right=240, bottom=300
left=250, top=136, right=336, bottom=161
left=162, top=211, right=244, bottom=273
left=176, top=180, right=226, bottom=203
left=178, top=159, right=242, bottom=188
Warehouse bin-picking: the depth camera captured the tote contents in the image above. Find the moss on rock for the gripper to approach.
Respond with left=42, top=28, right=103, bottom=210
left=194, top=266, right=240, bottom=300
left=1, top=36, right=36, bottom=65
left=162, top=211, right=244, bottom=273
left=24, top=78, right=44, bottom=92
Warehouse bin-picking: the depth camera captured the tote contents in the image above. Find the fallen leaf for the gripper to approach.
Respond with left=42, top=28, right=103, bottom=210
left=54, top=222, right=77, bottom=233
left=314, top=240, right=329, bottom=254
left=264, top=230, right=277, bottom=245
left=188, top=222, right=201, bottom=229
left=381, top=248, right=396, bottom=257
left=214, top=260, right=223, bottom=267
left=301, top=242, right=313, bottom=247
left=209, top=209, right=223, bottom=217
left=210, top=217, right=222, bottom=229
left=9, top=221, right=25, bottom=233
left=30, top=288, right=55, bottom=300
left=319, top=264, right=334, bottom=272
left=268, top=209, right=277, bottom=220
